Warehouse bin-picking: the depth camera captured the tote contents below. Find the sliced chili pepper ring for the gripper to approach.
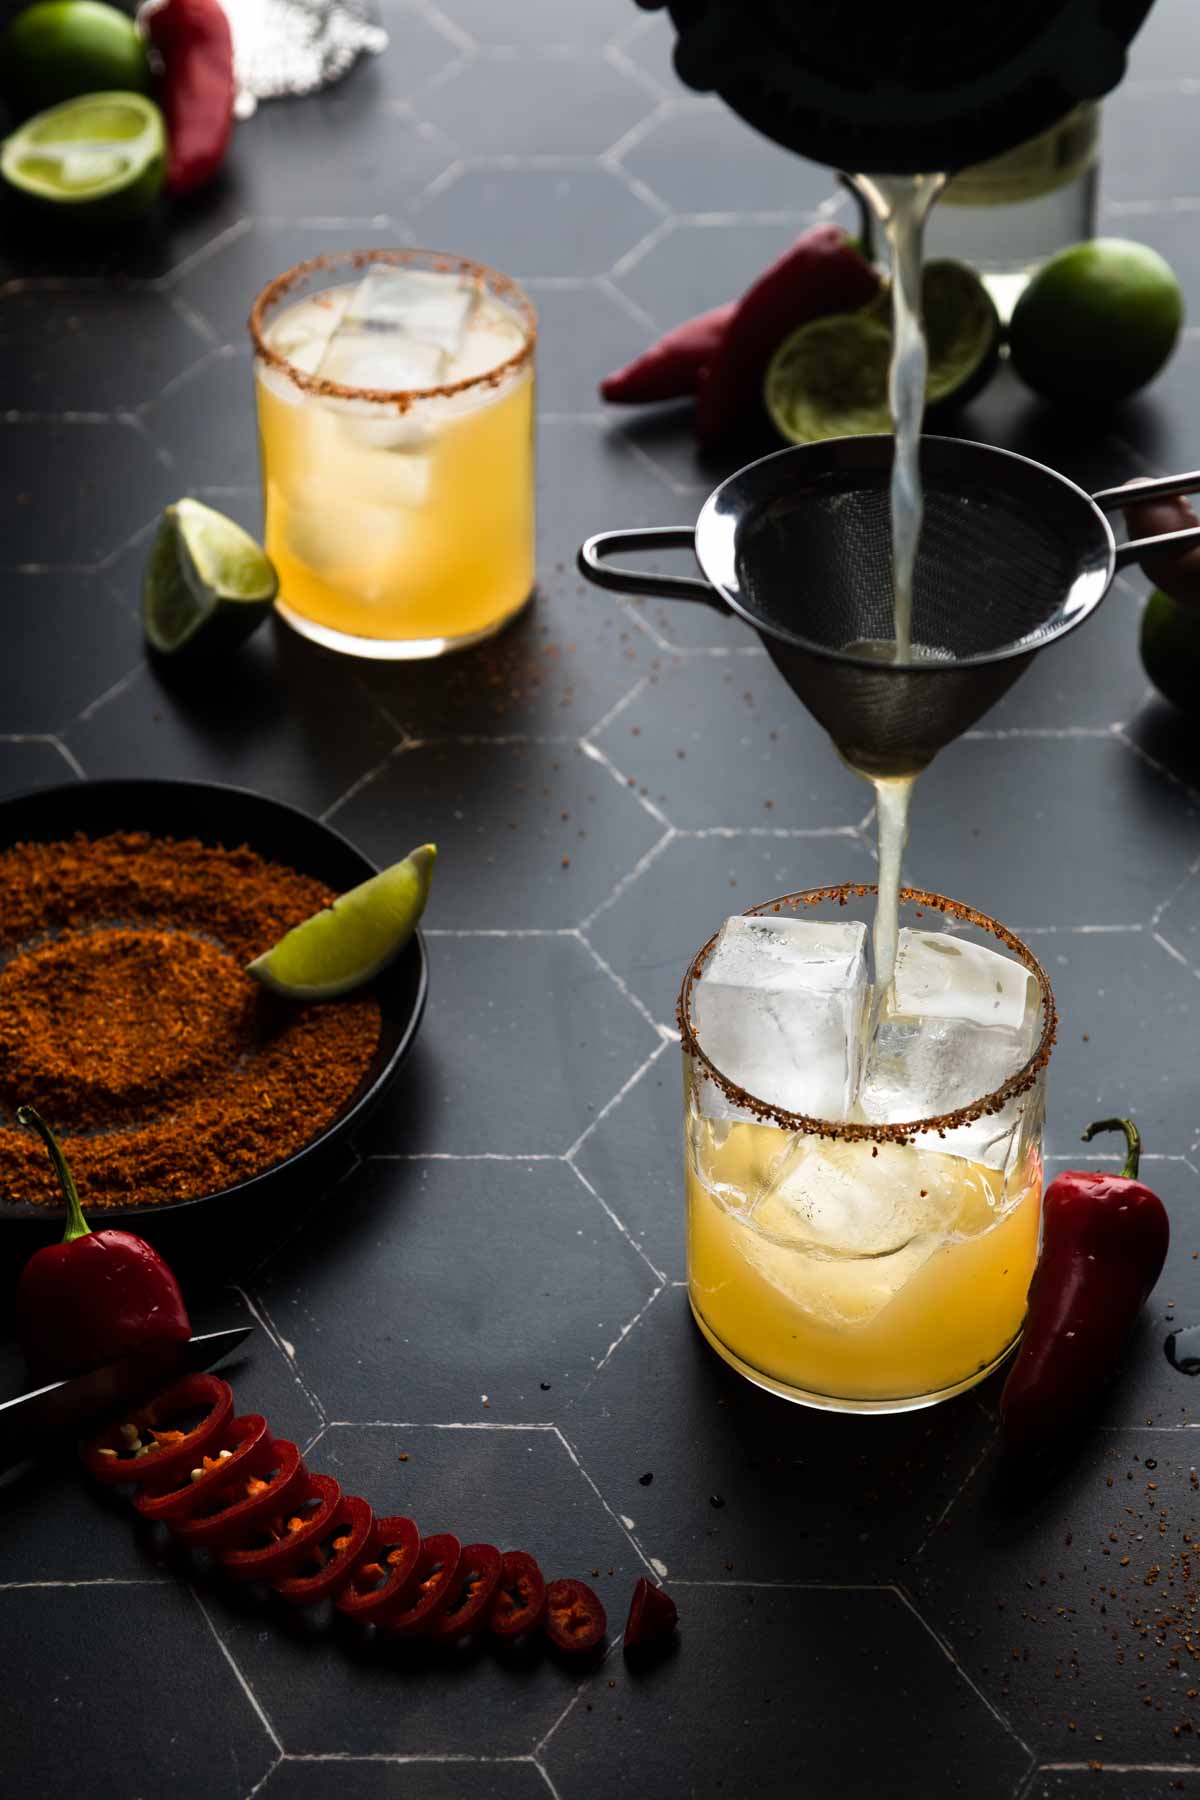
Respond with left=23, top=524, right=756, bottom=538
left=273, top=1495, right=375, bottom=1606
left=489, top=1549, right=547, bottom=1639
left=171, top=1440, right=307, bottom=1549
left=132, top=1414, right=272, bottom=1525
left=378, top=1533, right=462, bottom=1638
left=545, top=1578, right=607, bottom=1654
left=429, top=1543, right=501, bottom=1641
left=80, top=1374, right=233, bottom=1486
left=335, top=1515, right=422, bottom=1623
left=623, top=1576, right=678, bottom=1652
left=218, top=1473, right=342, bottom=1584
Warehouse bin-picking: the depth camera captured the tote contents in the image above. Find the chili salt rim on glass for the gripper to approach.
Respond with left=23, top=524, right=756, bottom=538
left=677, top=883, right=1057, bottom=1146
left=247, top=248, right=538, bottom=412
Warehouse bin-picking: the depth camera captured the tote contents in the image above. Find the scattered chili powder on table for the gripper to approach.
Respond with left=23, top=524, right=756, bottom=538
left=0, top=833, right=381, bottom=1208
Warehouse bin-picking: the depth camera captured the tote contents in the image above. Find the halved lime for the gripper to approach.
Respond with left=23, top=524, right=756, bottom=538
left=248, top=846, right=437, bottom=1001
left=1, top=91, right=164, bottom=224
left=766, top=259, right=1000, bottom=445
left=143, top=499, right=278, bottom=658
left=0, top=1, right=152, bottom=121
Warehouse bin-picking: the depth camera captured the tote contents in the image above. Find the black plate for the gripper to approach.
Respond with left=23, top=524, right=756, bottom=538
left=0, top=779, right=427, bottom=1258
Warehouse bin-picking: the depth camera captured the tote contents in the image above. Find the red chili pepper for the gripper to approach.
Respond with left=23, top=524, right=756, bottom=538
left=15, top=1106, right=191, bottom=1383
left=693, top=225, right=880, bottom=445
left=545, top=1577, right=606, bottom=1654
left=132, top=1414, right=272, bottom=1524
left=335, top=1515, right=422, bottom=1623
left=141, top=0, right=236, bottom=195
left=377, top=1533, right=462, bottom=1638
left=429, top=1543, right=502, bottom=1641
left=622, top=1576, right=678, bottom=1652
left=171, top=1441, right=307, bottom=1549
left=273, top=1494, right=375, bottom=1606
left=81, top=1373, right=233, bottom=1486
left=218, top=1473, right=343, bottom=1584
left=599, top=302, right=735, bottom=405
left=489, top=1549, right=547, bottom=1639
left=1001, top=1117, right=1170, bottom=1455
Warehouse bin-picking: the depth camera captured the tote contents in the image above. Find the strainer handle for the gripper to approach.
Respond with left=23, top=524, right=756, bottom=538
left=577, top=528, right=732, bottom=610
left=1091, top=471, right=1200, bottom=569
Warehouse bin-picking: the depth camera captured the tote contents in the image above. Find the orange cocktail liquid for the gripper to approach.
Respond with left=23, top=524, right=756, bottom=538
left=687, top=1123, right=1041, bottom=1406
left=255, top=282, right=534, bottom=653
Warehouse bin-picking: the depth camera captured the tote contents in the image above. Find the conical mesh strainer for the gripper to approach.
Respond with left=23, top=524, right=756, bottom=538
left=579, top=436, right=1200, bottom=777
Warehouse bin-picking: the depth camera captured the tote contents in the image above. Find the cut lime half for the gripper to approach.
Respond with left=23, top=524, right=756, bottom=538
left=143, top=500, right=278, bottom=658
left=248, top=846, right=437, bottom=1001
left=1, top=91, right=164, bottom=223
left=766, top=259, right=1000, bottom=445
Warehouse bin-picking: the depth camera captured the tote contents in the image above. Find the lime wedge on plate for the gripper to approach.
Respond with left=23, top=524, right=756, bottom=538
left=1, top=92, right=164, bottom=223
left=248, top=846, right=437, bottom=1001
left=143, top=500, right=278, bottom=658
left=765, top=259, right=1000, bottom=444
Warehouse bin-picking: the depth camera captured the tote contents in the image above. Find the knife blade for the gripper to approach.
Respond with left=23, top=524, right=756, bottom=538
left=0, top=1326, right=254, bottom=1471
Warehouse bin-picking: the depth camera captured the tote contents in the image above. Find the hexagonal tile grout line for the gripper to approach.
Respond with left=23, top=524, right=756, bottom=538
left=189, top=1579, right=285, bottom=1755
left=892, top=1582, right=1037, bottom=1768
left=0, top=735, right=83, bottom=780
left=232, top=1284, right=329, bottom=1426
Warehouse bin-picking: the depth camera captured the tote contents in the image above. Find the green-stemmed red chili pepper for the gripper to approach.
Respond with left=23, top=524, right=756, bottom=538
left=273, top=1494, right=375, bottom=1605
left=694, top=224, right=879, bottom=444
left=545, top=1578, right=606, bottom=1653
left=623, top=1576, right=678, bottom=1652
left=132, top=1414, right=272, bottom=1524
left=489, top=1549, right=547, bottom=1639
left=171, top=1441, right=306, bottom=1549
left=599, top=303, right=735, bottom=404
left=429, top=1543, right=502, bottom=1641
left=141, top=0, right=235, bottom=194
left=80, top=1373, right=233, bottom=1486
left=378, top=1533, right=462, bottom=1638
left=1001, top=1117, right=1170, bottom=1455
left=218, top=1473, right=343, bottom=1584
left=16, top=1105, right=191, bottom=1383
left=335, top=1515, right=422, bottom=1623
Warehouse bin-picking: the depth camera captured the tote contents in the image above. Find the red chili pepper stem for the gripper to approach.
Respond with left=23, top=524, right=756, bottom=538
left=17, top=1105, right=90, bottom=1243
left=1081, top=1116, right=1142, bottom=1180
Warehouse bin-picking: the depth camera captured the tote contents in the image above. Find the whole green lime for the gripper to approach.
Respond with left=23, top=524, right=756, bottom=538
left=1009, top=238, right=1184, bottom=406
left=1140, top=588, right=1200, bottom=713
left=0, top=1, right=152, bottom=121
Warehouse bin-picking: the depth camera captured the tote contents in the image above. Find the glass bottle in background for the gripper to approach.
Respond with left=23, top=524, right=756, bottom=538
left=923, top=104, right=1101, bottom=320
left=842, top=104, right=1100, bottom=323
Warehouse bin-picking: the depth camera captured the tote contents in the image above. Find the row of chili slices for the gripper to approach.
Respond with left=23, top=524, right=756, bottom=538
left=81, top=1370, right=678, bottom=1654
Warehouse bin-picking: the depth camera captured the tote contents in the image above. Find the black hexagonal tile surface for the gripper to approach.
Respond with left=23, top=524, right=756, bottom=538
left=614, top=216, right=809, bottom=329
left=571, top=1043, right=683, bottom=1278
left=1031, top=1775, right=1200, bottom=1798
left=589, top=653, right=870, bottom=831
left=417, top=167, right=659, bottom=279
left=2, top=571, right=142, bottom=732
left=915, top=1431, right=1200, bottom=1763
left=0, top=285, right=209, bottom=413
left=259, top=1762, right=548, bottom=1799
left=253, top=1158, right=657, bottom=1419
left=329, top=738, right=664, bottom=930
left=420, top=52, right=654, bottom=157
left=544, top=1584, right=1031, bottom=1800
left=620, top=99, right=842, bottom=216
left=353, top=931, right=659, bottom=1157
left=0, top=739, right=81, bottom=798
left=201, top=1423, right=638, bottom=1757
left=0, top=418, right=174, bottom=569
left=565, top=1286, right=996, bottom=1584
left=0, top=1583, right=276, bottom=1797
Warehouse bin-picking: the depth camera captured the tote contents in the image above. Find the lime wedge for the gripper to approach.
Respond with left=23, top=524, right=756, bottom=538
left=766, top=259, right=1000, bottom=445
left=1, top=92, right=164, bottom=223
left=248, top=846, right=437, bottom=1001
left=143, top=500, right=278, bottom=658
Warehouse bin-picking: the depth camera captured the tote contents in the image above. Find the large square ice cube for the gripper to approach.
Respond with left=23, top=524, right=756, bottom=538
left=858, top=928, right=1041, bottom=1162
left=691, top=914, right=869, bottom=1121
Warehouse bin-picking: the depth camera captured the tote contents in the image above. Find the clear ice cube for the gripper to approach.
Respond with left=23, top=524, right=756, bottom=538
left=342, top=267, right=479, bottom=355
left=858, top=928, right=1041, bottom=1164
left=692, top=914, right=869, bottom=1122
